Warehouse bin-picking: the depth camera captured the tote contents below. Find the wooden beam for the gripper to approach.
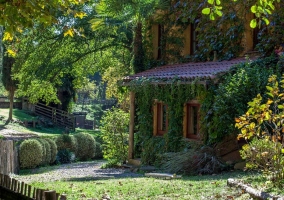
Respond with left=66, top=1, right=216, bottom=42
left=128, top=91, right=135, bottom=160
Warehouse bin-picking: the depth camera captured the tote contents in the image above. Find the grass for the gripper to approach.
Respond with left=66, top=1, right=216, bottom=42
left=17, top=170, right=256, bottom=200
left=0, top=108, right=101, bottom=138
left=2, top=108, right=284, bottom=199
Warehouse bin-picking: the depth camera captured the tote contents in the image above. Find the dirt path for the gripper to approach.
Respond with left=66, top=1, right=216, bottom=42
left=12, top=161, right=142, bottom=183
left=0, top=127, right=38, bottom=140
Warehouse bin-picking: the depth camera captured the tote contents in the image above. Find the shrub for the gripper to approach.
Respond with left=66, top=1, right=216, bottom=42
left=55, top=134, right=77, bottom=154
left=100, top=108, right=129, bottom=164
left=19, top=139, right=43, bottom=169
left=94, top=141, right=103, bottom=159
left=240, top=138, right=283, bottom=172
left=45, top=138, right=57, bottom=164
left=236, top=74, right=284, bottom=184
left=36, top=138, right=51, bottom=165
left=203, top=58, right=278, bottom=143
left=74, top=133, right=96, bottom=161
left=56, top=149, right=75, bottom=164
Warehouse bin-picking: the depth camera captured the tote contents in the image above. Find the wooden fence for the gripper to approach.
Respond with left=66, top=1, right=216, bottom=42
left=0, top=173, right=65, bottom=200
left=0, top=140, right=19, bottom=175
left=34, top=103, right=75, bottom=131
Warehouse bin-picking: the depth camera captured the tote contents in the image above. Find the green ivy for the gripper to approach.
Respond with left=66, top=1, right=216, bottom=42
left=201, top=56, right=281, bottom=144
left=129, top=79, right=206, bottom=164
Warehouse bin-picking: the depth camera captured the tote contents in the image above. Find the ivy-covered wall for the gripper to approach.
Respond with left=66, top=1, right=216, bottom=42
left=143, top=1, right=284, bottom=68
left=128, top=56, right=282, bottom=165
left=129, top=79, right=206, bottom=164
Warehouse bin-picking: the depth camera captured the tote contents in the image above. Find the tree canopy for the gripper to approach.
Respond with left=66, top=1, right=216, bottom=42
left=0, top=0, right=86, bottom=39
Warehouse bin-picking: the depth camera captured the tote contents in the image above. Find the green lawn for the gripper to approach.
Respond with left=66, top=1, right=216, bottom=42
left=21, top=170, right=260, bottom=200
left=0, top=108, right=100, bottom=138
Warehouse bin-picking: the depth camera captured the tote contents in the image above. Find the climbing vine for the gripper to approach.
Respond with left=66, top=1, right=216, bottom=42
left=129, top=78, right=206, bottom=164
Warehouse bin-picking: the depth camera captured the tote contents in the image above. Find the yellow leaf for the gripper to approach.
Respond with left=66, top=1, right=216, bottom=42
left=64, top=28, right=74, bottom=37
left=3, top=32, right=13, bottom=41
left=74, top=11, right=87, bottom=19
left=7, top=49, right=16, bottom=57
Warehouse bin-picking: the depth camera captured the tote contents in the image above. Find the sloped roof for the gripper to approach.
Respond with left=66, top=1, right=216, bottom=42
left=123, top=58, right=248, bottom=84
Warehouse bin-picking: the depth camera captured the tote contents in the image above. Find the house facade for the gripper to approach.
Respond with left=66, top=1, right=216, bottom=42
left=122, top=2, right=284, bottom=165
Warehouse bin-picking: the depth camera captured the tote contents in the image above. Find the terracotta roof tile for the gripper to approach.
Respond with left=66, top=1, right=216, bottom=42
left=123, top=58, right=248, bottom=83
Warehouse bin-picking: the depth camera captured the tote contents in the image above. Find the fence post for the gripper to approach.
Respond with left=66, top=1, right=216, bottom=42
left=44, top=190, right=56, bottom=200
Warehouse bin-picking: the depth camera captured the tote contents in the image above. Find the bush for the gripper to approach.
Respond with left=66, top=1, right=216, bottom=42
left=45, top=138, right=57, bottom=164
left=100, top=108, right=129, bottom=164
left=19, top=139, right=43, bottom=169
left=240, top=138, right=283, bottom=172
left=36, top=138, right=51, bottom=165
left=56, top=149, right=75, bottom=164
left=94, top=141, right=103, bottom=159
left=203, top=57, right=278, bottom=143
left=74, top=133, right=96, bottom=161
left=55, top=134, right=77, bottom=154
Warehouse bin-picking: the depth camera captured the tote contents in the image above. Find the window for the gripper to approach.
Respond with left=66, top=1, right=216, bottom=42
left=190, top=22, right=198, bottom=55
left=157, top=24, right=164, bottom=60
left=252, top=25, right=260, bottom=50
left=153, top=101, right=168, bottom=136
left=183, top=101, right=200, bottom=139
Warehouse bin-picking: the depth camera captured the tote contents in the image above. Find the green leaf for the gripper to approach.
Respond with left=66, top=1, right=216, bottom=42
left=266, top=86, right=273, bottom=91
left=216, top=0, right=221, bottom=5
left=250, top=19, right=257, bottom=28
left=209, top=13, right=215, bottom=20
left=208, top=0, right=214, bottom=5
left=202, top=8, right=211, bottom=15
left=278, top=105, right=284, bottom=109
left=251, top=5, right=257, bottom=13
left=262, top=17, right=270, bottom=25
left=216, top=10, right=222, bottom=16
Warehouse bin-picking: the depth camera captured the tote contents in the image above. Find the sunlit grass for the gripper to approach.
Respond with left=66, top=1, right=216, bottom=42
left=22, top=171, right=256, bottom=200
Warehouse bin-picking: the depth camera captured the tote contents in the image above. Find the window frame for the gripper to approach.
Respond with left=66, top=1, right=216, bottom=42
left=153, top=100, right=168, bottom=136
left=183, top=100, right=200, bottom=140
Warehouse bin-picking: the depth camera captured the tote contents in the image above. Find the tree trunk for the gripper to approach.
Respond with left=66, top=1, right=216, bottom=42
left=132, top=22, right=144, bottom=73
left=227, top=178, right=283, bottom=199
left=8, top=88, right=15, bottom=121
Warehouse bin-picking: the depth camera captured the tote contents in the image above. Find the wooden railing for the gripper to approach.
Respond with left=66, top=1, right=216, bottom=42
left=34, top=103, right=75, bottom=131
left=0, top=173, right=65, bottom=200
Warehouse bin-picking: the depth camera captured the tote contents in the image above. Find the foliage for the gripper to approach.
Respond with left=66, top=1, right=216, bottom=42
left=56, top=149, right=75, bottom=164
left=11, top=5, right=116, bottom=106
left=160, top=146, right=226, bottom=175
left=19, top=139, right=43, bottom=169
left=74, top=132, right=96, bottom=161
left=36, top=138, right=51, bottom=166
left=203, top=0, right=280, bottom=28
left=129, top=79, right=206, bottom=164
left=94, top=141, right=103, bottom=159
left=100, top=108, right=129, bottom=164
left=0, top=0, right=85, bottom=37
left=202, top=57, right=279, bottom=144
left=55, top=134, right=78, bottom=154
left=77, top=78, right=97, bottom=111
left=45, top=138, right=58, bottom=164
left=1, top=41, right=18, bottom=120
left=240, top=138, right=283, bottom=174
left=236, top=74, right=284, bottom=184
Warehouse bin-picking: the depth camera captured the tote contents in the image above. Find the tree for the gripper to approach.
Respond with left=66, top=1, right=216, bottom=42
left=203, top=0, right=280, bottom=28
left=91, top=0, right=169, bottom=73
left=1, top=47, right=18, bottom=121
left=0, top=0, right=85, bottom=38
left=11, top=5, right=121, bottom=108
left=77, top=78, right=97, bottom=111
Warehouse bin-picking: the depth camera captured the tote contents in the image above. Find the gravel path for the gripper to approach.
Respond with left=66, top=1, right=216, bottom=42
left=12, top=160, right=143, bottom=183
